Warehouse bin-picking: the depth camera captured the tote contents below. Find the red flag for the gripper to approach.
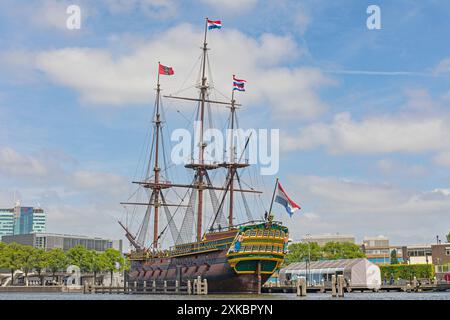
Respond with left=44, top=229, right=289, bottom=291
left=159, top=63, right=174, bottom=75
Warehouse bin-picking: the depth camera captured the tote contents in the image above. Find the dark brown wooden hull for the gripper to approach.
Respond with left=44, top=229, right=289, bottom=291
left=127, top=247, right=270, bottom=294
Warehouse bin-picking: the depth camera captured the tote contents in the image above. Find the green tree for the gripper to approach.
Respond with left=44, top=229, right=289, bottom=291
left=100, top=248, right=128, bottom=287
left=2, top=243, right=26, bottom=286
left=446, top=232, right=450, bottom=243
left=322, top=242, right=365, bottom=260
left=286, top=242, right=323, bottom=263
left=66, top=245, right=91, bottom=272
left=20, top=245, right=37, bottom=286
left=0, top=242, right=8, bottom=270
left=390, top=249, right=399, bottom=265
left=45, top=248, right=68, bottom=284
left=31, top=249, right=47, bottom=286
left=85, top=250, right=106, bottom=285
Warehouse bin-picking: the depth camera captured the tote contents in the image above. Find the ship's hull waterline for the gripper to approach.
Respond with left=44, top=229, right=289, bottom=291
left=127, top=249, right=270, bottom=294
left=125, top=224, right=289, bottom=294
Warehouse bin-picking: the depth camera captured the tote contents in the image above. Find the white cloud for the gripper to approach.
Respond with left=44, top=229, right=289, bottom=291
left=103, top=0, right=177, bottom=18
left=0, top=146, right=51, bottom=178
left=198, top=0, right=258, bottom=13
left=434, top=57, right=450, bottom=74
left=376, top=158, right=426, bottom=177
left=282, top=112, right=450, bottom=154
left=0, top=145, right=130, bottom=239
left=0, top=146, right=126, bottom=195
left=433, top=151, right=450, bottom=169
left=29, top=24, right=330, bottom=119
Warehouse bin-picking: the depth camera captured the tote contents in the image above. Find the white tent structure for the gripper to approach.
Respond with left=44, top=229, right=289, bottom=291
left=278, top=258, right=381, bottom=289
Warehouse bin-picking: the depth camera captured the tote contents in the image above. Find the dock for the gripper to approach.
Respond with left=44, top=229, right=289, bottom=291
left=84, top=277, right=208, bottom=295
left=262, top=282, right=450, bottom=294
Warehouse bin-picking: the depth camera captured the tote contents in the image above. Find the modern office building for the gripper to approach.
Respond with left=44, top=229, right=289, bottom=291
left=1, top=233, right=123, bottom=252
left=0, top=202, right=46, bottom=239
left=0, top=208, right=14, bottom=239
left=300, top=233, right=356, bottom=246
left=361, top=236, right=406, bottom=264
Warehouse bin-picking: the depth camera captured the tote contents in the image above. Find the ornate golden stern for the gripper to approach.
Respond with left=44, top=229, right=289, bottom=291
left=226, top=222, right=289, bottom=275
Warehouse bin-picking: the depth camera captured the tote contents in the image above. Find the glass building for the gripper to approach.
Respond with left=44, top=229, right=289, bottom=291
left=0, top=208, right=14, bottom=239
left=0, top=204, right=46, bottom=239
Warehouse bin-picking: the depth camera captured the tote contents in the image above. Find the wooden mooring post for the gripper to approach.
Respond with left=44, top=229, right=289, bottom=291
left=337, top=275, right=345, bottom=297
left=331, top=275, right=337, bottom=297
left=296, top=277, right=307, bottom=297
left=187, top=280, right=192, bottom=295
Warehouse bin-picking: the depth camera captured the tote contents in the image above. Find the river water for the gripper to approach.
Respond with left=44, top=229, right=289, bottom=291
left=0, top=291, right=448, bottom=300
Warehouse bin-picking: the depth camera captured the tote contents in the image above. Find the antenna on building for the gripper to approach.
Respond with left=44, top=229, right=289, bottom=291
left=13, top=190, right=20, bottom=208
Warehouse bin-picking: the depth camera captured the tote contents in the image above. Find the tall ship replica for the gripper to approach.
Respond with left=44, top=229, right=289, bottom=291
left=119, top=19, right=290, bottom=294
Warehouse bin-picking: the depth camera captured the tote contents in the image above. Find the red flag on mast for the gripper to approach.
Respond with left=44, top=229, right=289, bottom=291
left=159, top=63, right=174, bottom=75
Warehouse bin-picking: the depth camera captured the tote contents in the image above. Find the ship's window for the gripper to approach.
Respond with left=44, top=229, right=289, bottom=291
left=245, top=246, right=252, bottom=252
left=261, top=245, right=267, bottom=252
left=263, top=230, right=269, bottom=237
left=275, top=230, right=280, bottom=237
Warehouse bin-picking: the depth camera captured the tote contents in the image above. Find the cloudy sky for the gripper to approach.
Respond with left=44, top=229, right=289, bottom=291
left=0, top=0, right=449, bottom=247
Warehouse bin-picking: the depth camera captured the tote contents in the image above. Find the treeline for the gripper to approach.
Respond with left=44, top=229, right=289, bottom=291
left=380, top=264, right=435, bottom=280
left=0, top=242, right=129, bottom=286
left=286, top=241, right=365, bottom=264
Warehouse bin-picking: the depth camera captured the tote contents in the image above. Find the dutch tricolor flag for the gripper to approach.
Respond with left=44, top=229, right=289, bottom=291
left=233, top=75, right=246, bottom=92
left=275, top=182, right=301, bottom=217
left=207, top=19, right=222, bottom=30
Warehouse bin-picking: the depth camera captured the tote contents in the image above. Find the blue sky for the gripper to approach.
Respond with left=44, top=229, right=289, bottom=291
left=0, top=0, right=449, bottom=247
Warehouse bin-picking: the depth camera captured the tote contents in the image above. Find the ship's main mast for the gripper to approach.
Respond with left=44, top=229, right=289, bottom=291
left=125, top=18, right=262, bottom=250
left=195, top=18, right=209, bottom=242
left=152, top=66, right=162, bottom=249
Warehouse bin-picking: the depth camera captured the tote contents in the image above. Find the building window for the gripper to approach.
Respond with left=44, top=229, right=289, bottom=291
left=446, top=248, right=450, bottom=256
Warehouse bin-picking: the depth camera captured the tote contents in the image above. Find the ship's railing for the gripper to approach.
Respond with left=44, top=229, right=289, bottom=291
left=169, top=237, right=233, bottom=256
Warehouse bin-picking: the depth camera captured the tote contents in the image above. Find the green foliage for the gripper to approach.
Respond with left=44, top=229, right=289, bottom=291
left=45, top=248, right=68, bottom=275
left=66, top=245, right=92, bottom=272
left=0, top=243, right=129, bottom=285
left=100, top=248, right=129, bottom=286
left=380, top=264, right=435, bottom=280
left=101, top=248, right=128, bottom=273
left=446, top=232, right=450, bottom=243
left=286, top=241, right=365, bottom=263
left=2, top=243, right=26, bottom=273
left=286, top=242, right=323, bottom=263
left=390, top=249, right=399, bottom=265
left=20, top=245, right=37, bottom=276
left=322, top=242, right=365, bottom=260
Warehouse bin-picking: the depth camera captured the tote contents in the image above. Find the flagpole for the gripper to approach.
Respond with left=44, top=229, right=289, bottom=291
left=268, top=177, right=279, bottom=216
left=203, top=17, right=208, bottom=48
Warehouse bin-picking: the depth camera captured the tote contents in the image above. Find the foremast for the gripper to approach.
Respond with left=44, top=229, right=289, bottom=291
left=120, top=62, right=173, bottom=250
